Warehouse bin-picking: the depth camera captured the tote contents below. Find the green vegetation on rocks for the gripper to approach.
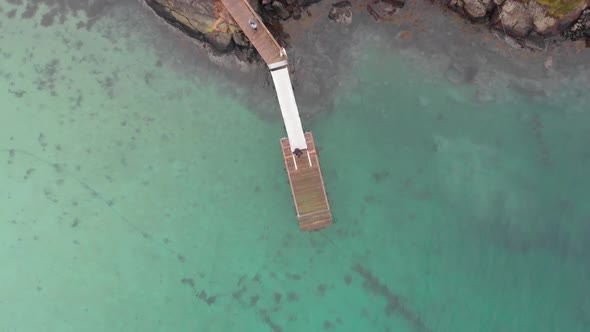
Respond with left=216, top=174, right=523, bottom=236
left=533, top=0, right=587, bottom=17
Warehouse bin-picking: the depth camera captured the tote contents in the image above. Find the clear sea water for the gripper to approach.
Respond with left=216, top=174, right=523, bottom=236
left=1, top=1, right=589, bottom=331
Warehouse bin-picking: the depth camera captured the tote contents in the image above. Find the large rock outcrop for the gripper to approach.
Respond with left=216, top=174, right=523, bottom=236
left=496, top=0, right=534, bottom=37
left=142, top=0, right=590, bottom=61
left=143, top=0, right=321, bottom=60
left=445, top=0, right=590, bottom=40
left=144, top=0, right=252, bottom=54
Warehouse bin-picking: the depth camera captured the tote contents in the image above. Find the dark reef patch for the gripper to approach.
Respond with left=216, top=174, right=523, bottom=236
left=7, top=8, right=17, bottom=18
left=353, top=264, right=433, bottom=332
left=21, top=3, right=39, bottom=19
left=41, top=7, right=61, bottom=26
left=198, top=289, right=217, bottom=305
left=17, top=0, right=123, bottom=29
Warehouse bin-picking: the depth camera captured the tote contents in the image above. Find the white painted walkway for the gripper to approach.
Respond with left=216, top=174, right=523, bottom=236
left=268, top=59, right=307, bottom=152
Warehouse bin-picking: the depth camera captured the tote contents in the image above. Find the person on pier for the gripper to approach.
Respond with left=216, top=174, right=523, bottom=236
left=248, top=18, right=258, bottom=31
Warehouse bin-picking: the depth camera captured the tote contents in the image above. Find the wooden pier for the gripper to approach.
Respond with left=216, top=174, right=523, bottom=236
left=221, top=0, right=333, bottom=231
left=219, top=0, right=285, bottom=64
left=281, top=132, right=333, bottom=231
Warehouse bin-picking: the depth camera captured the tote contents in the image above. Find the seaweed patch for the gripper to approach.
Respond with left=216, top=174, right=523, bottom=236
left=197, top=289, right=216, bottom=306
left=352, top=264, right=432, bottom=332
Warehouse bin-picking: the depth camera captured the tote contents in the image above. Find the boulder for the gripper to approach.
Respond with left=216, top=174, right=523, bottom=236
left=492, top=0, right=589, bottom=38
left=329, top=1, right=353, bottom=25
left=496, top=0, right=533, bottom=37
left=207, top=30, right=234, bottom=51
left=232, top=31, right=250, bottom=48
left=292, top=6, right=302, bottom=19
left=563, top=8, right=590, bottom=40
left=463, top=0, right=494, bottom=21
left=528, top=1, right=558, bottom=36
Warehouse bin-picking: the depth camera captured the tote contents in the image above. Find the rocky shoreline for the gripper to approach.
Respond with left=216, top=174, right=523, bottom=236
left=1, top=0, right=588, bottom=121
left=143, top=0, right=590, bottom=62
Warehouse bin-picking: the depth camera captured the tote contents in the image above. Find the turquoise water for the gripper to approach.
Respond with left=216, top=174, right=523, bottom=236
left=1, top=2, right=589, bottom=331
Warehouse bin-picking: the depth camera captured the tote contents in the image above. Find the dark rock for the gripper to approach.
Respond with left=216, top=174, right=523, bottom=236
left=563, top=8, right=590, bottom=40
left=333, top=0, right=354, bottom=7
left=444, top=63, right=479, bottom=84
left=300, top=0, right=322, bottom=6
left=272, top=1, right=291, bottom=20
left=247, top=0, right=262, bottom=12
left=367, top=0, right=406, bottom=22
left=292, top=7, right=302, bottom=19
left=519, top=36, right=546, bottom=51
left=209, top=32, right=234, bottom=52
left=233, top=32, right=250, bottom=48
left=329, top=1, right=353, bottom=25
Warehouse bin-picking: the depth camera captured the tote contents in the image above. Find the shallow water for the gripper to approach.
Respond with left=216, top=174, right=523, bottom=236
left=1, top=1, right=589, bottom=331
